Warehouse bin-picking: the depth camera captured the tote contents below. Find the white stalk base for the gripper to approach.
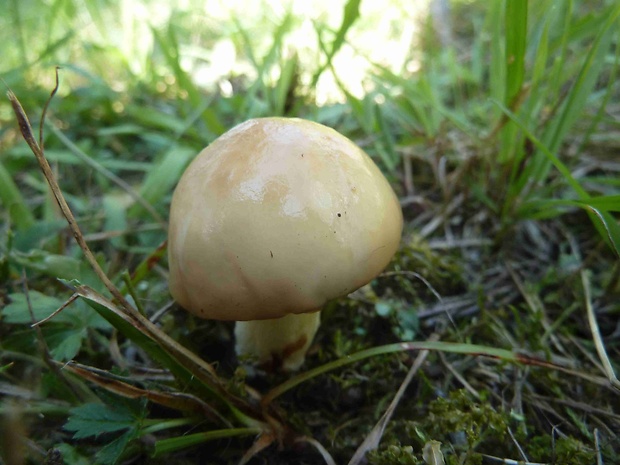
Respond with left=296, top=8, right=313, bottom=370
left=234, top=311, right=321, bottom=371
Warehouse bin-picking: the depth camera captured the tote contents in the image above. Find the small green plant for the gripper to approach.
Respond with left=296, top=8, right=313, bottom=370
left=64, top=400, right=149, bottom=465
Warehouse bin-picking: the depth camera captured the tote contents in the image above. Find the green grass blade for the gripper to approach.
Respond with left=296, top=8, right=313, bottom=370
left=264, top=341, right=521, bottom=405
left=373, top=103, right=399, bottom=172
left=152, top=427, right=262, bottom=456
left=495, top=100, right=620, bottom=254
left=326, top=0, right=361, bottom=60
left=505, top=0, right=528, bottom=106
left=0, top=161, right=36, bottom=230
left=129, top=145, right=195, bottom=219
left=579, top=195, right=620, bottom=212
left=586, top=208, right=620, bottom=259
left=103, top=194, right=128, bottom=249
left=150, top=23, right=224, bottom=136
left=81, top=0, right=113, bottom=43
left=493, top=101, right=586, bottom=197
left=124, top=241, right=167, bottom=289
left=520, top=196, right=620, bottom=215
left=231, top=16, right=258, bottom=69
left=372, top=65, right=442, bottom=138
left=123, top=106, right=186, bottom=134
left=46, top=123, right=166, bottom=227
left=236, top=11, right=294, bottom=118
left=274, top=53, right=298, bottom=115
left=262, top=10, right=294, bottom=69
left=8, top=0, right=28, bottom=64
left=68, top=284, right=263, bottom=427
left=311, top=0, right=362, bottom=87
left=498, top=0, right=528, bottom=163
left=546, top=0, right=573, bottom=103
left=542, top=3, right=620, bottom=155
left=579, top=35, right=620, bottom=152
left=27, top=31, right=76, bottom=68
left=487, top=1, right=505, bottom=107
left=151, top=25, right=198, bottom=104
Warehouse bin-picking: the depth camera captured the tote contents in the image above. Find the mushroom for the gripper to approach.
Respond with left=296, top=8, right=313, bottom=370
left=168, top=117, right=403, bottom=371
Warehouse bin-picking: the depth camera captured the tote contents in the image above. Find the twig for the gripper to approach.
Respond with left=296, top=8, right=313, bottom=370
left=238, top=433, right=275, bottom=465
left=527, top=394, right=620, bottom=421
left=121, top=271, right=146, bottom=316
left=507, top=426, right=528, bottom=463
left=380, top=270, right=443, bottom=302
left=295, top=437, right=337, bottom=465
left=581, top=270, right=620, bottom=391
left=39, top=66, right=60, bottom=152
left=31, top=293, right=79, bottom=327
left=403, top=152, right=414, bottom=196
left=6, top=72, right=136, bottom=316
left=21, top=270, right=92, bottom=402
left=438, top=351, right=480, bottom=399
left=61, top=360, right=230, bottom=425
left=480, top=455, right=546, bottom=465
left=594, top=428, right=603, bottom=465
left=348, top=334, right=439, bottom=465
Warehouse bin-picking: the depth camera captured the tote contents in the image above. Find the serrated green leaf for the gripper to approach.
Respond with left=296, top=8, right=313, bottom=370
left=13, top=220, right=67, bottom=252
left=64, top=400, right=144, bottom=465
left=47, top=328, right=86, bottom=361
left=1, top=289, right=109, bottom=361
left=2, top=290, right=108, bottom=330
left=9, top=250, right=81, bottom=280
left=2, top=291, right=65, bottom=324
left=64, top=403, right=135, bottom=439
left=96, top=429, right=136, bottom=465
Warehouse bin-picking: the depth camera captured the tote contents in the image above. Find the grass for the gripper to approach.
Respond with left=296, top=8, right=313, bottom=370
left=1, top=0, right=620, bottom=464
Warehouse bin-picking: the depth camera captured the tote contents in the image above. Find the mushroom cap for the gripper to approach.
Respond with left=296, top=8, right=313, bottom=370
left=168, top=117, right=403, bottom=321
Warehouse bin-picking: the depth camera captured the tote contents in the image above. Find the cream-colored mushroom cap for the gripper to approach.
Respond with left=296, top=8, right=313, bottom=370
left=168, top=117, right=403, bottom=321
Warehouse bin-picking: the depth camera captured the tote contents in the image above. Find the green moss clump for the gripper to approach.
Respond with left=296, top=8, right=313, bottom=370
left=367, top=444, right=420, bottom=465
left=392, top=235, right=465, bottom=298
left=425, top=390, right=509, bottom=448
left=527, top=435, right=595, bottom=464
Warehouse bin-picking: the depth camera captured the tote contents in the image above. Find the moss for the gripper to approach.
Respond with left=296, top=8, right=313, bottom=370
left=391, top=235, right=465, bottom=298
left=527, top=435, right=596, bottom=464
left=424, top=390, right=509, bottom=448
left=367, top=444, right=421, bottom=465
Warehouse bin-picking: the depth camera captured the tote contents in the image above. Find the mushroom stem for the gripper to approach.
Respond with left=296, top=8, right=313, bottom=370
left=234, top=311, right=321, bottom=371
